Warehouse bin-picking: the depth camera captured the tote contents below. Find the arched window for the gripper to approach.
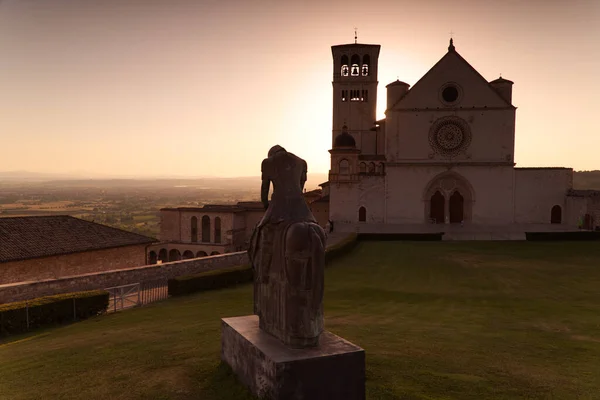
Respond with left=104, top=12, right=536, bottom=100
left=182, top=250, right=194, bottom=259
left=339, top=159, right=350, bottom=175
left=350, top=54, right=360, bottom=76
left=191, top=216, right=198, bottom=242
left=368, top=162, right=375, bottom=173
left=148, top=251, right=157, bottom=265
left=377, top=163, right=385, bottom=174
left=358, top=206, right=366, bottom=222
left=202, top=215, right=210, bottom=242
left=214, top=217, right=222, bottom=244
left=158, top=248, right=168, bottom=263
left=359, top=162, right=366, bottom=173
left=196, top=251, right=208, bottom=257
left=362, top=54, right=370, bottom=76
left=169, top=249, right=181, bottom=262
left=341, top=90, right=347, bottom=102
left=551, top=205, right=562, bottom=224
left=341, top=55, right=349, bottom=76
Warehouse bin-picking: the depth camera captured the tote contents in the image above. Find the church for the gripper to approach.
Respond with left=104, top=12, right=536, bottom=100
left=322, top=39, right=599, bottom=238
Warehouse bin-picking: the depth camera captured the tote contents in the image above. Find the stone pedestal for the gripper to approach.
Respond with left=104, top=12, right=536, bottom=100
left=221, top=315, right=365, bottom=400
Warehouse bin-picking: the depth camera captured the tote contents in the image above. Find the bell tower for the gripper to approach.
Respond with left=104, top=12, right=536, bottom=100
left=331, top=40, right=380, bottom=154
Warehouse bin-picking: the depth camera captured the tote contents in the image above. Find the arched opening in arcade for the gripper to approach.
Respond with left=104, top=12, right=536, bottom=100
left=169, top=249, right=181, bottom=262
left=158, top=248, right=168, bottom=263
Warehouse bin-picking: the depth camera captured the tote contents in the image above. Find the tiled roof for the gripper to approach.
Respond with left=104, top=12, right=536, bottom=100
left=161, top=201, right=264, bottom=213
left=0, top=216, right=157, bottom=263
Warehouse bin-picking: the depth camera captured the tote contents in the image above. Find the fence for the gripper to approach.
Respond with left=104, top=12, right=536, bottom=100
left=105, top=279, right=168, bottom=312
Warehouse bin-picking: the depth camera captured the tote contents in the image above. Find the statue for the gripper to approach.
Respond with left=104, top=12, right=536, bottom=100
left=248, top=145, right=326, bottom=348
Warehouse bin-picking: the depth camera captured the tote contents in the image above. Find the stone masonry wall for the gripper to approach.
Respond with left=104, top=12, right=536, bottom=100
left=0, top=251, right=249, bottom=304
left=0, top=244, right=149, bottom=285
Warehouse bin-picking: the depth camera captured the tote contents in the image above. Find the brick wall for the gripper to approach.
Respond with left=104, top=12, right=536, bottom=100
left=0, top=251, right=250, bottom=304
left=0, top=244, right=148, bottom=285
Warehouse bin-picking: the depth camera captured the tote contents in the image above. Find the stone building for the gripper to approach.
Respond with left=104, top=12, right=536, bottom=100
left=152, top=190, right=335, bottom=262
left=149, top=202, right=265, bottom=263
left=0, top=216, right=157, bottom=285
left=326, top=38, right=600, bottom=236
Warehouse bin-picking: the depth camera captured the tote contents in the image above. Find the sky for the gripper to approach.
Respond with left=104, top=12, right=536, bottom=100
left=0, top=0, right=598, bottom=178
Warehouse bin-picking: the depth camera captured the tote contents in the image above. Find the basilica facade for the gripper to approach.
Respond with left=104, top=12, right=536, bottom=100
left=325, top=39, right=599, bottom=236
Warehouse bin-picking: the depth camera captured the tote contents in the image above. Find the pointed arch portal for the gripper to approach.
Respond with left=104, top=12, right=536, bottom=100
left=430, top=191, right=445, bottom=224
left=424, top=172, right=474, bottom=224
left=449, top=191, right=464, bottom=223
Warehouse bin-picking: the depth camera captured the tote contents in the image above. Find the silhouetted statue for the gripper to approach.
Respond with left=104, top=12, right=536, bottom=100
left=248, top=145, right=326, bottom=348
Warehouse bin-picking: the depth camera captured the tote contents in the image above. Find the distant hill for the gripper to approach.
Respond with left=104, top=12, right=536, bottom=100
left=573, top=170, right=600, bottom=190
left=0, top=172, right=330, bottom=191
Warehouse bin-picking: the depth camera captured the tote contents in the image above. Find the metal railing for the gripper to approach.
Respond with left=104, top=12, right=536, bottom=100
left=105, top=279, right=168, bottom=313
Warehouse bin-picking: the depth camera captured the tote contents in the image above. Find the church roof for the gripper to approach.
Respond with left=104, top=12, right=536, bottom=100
left=388, top=39, right=515, bottom=110
left=333, top=125, right=356, bottom=148
left=0, top=216, right=157, bottom=264
left=333, top=133, right=356, bottom=148
left=490, top=77, right=514, bottom=85
left=386, top=80, right=410, bottom=88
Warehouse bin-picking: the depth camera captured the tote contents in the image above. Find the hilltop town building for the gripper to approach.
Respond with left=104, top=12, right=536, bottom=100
left=0, top=216, right=157, bottom=285
left=150, top=202, right=265, bottom=263
left=323, top=39, right=599, bottom=236
left=152, top=190, right=332, bottom=262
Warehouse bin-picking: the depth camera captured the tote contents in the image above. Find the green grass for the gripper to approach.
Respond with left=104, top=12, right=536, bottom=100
left=1, top=241, right=600, bottom=399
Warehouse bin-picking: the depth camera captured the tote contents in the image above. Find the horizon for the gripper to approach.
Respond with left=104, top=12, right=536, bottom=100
left=1, top=0, right=599, bottom=176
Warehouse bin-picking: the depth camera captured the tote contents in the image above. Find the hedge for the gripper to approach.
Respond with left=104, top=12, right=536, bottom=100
left=0, top=290, right=109, bottom=336
left=325, top=233, right=358, bottom=265
left=168, top=264, right=254, bottom=297
left=526, top=231, right=600, bottom=241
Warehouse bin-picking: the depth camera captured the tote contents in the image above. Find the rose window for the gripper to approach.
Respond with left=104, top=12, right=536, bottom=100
left=429, top=116, right=471, bottom=157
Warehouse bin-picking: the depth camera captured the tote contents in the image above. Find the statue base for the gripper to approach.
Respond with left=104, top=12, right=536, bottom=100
left=221, top=315, right=365, bottom=400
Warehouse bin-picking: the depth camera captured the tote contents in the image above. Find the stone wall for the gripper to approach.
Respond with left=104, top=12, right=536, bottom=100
left=0, top=244, right=149, bottom=285
left=0, top=251, right=249, bottom=304
left=514, top=168, right=573, bottom=225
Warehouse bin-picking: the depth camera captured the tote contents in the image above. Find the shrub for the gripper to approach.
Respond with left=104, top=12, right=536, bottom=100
left=325, top=233, right=358, bottom=265
left=0, top=290, right=109, bottom=336
left=168, top=265, right=253, bottom=297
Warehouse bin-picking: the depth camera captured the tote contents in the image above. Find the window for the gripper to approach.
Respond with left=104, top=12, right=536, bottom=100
left=214, top=217, right=222, bottom=244
left=362, top=90, right=368, bottom=102
left=358, top=206, right=366, bottom=222
left=339, top=159, right=350, bottom=175
left=350, top=90, right=360, bottom=101
left=377, top=163, right=385, bottom=174
left=341, top=55, right=349, bottom=76
left=362, top=54, right=370, bottom=76
left=359, top=162, right=366, bottom=173
left=341, top=90, right=347, bottom=102
left=368, top=162, right=375, bottom=173
left=351, top=54, right=360, bottom=76
left=191, top=216, right=198, bottom=242
left=202, top=215, right=210, bottom=243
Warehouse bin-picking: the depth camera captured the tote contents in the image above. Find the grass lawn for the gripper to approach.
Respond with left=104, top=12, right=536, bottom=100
left=1, top=241, right=600, bottom=399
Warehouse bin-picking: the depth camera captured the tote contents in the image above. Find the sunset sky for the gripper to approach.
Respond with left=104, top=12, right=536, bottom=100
left=0, top=0, right=598, bottom=178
